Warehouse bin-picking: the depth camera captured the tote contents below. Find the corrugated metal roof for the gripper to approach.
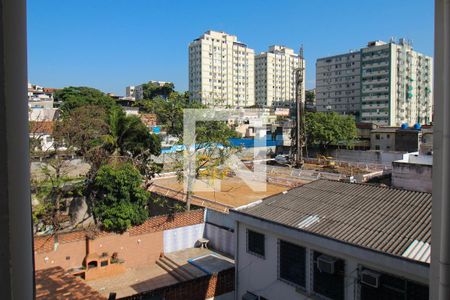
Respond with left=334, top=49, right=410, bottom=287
left=235, top=180, right=432, bottom=264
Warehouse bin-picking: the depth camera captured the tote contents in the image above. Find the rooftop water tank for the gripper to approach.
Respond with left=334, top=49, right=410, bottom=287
left=401, top=123, right=409, bottom=129
left=413, top=123, right=422, bottom=130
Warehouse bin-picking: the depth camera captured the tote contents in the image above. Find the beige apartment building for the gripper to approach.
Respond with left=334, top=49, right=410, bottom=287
left=189, top=30, right=255, bottom=107
left=255, top=46, right=304, bottom=108
left=361, top=39, right=433, bottom=126
left=316, top=51, right=361, bottom=115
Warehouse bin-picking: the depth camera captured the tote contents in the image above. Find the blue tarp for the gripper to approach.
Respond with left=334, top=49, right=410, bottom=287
left=161, top=137, right=284, bottom=154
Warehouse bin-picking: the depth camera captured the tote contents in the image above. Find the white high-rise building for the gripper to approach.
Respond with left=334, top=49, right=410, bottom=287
left=255, top=46, right=304, bottom=108
left=189, top=30, right=255, bottom=107
left=361, top=39, right=433, bottom=126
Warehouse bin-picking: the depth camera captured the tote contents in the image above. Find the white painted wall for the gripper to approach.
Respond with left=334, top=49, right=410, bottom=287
left=234, top=215, right=429, bottom=300
left=163, top=223, right=205, bottom=253
left=204, top=223, right=235, bottom=257
left=236, top=224, right=314, bottom=300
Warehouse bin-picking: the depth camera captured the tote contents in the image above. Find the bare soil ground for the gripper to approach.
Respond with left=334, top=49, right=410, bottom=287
left=152, top=176, right=291, bottom=207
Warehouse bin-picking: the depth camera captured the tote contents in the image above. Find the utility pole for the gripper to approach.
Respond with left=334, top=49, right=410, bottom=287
left=291, top=46, right=306, bottom=168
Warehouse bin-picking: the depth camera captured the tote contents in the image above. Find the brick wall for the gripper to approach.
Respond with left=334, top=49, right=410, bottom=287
left=123, top=267, right=235, bottom=300
left=34, top=210, right=204, bottom=271
left=129, top=209, right=204, bottom=236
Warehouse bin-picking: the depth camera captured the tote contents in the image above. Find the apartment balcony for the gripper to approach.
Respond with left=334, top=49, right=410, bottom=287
left=362, top=53, right=390, bottom=62
left=362, top=70, right=389, bottom=77
left=362, top=78, right=389, bottom=85
left=362, top=104, right=389, bottom=110
left=363, top=61, right=390, bottom=68
left=362, top=95, right=389, bottom=102
left=363, top=86, right=389, bottom=94
left=361, top=111, right=389, bottom=118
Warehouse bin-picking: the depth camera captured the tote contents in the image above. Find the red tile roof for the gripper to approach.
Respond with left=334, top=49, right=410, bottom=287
left=35, top=266, right=106, bottom=299
left=29, top=121, right=54, bottom=134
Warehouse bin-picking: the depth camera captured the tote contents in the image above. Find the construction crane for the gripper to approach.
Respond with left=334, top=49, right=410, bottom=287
left=290, top=46, right=306, bottom=168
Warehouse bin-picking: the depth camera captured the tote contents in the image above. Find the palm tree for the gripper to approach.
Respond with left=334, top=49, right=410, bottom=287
left=103, top=107, right=160, bottom=159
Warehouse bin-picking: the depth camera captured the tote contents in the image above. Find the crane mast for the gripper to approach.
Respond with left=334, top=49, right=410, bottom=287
left=291, top=46, right=305, bottom=168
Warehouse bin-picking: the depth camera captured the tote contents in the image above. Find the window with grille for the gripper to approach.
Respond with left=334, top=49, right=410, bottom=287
left=313, top=251, right=345, bottom=300
left=278, top=240, right=306, bottom=288
left=247, top=229, right=265, bottom=258
left=360, top=267, right=429, bottom=300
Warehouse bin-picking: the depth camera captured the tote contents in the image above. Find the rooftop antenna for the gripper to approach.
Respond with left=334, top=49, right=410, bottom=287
left=299, top=44, right=304, bottom=59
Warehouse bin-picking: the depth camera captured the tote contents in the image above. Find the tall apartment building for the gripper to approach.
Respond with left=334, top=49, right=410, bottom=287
left=189, top=31, right=255, bottom=107
left=255, top=46, right=304, bottom=108
left=361, top=39, right=433, bottom=126
left=316, top=39, right=433, bottom=126
left=316, top=51, right=361, bottom=115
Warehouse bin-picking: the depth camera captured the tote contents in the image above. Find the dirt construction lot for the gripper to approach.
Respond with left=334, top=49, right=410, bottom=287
left=152, top=176, right=292, bottom=208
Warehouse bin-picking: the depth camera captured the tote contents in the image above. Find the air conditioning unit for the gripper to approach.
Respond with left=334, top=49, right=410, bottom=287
left=361, top=270, right=380, bottom=288
left=317, top=255, right=337, bottom=274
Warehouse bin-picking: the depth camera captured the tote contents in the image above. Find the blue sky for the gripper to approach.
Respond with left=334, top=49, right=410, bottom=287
left=28, top=0, right=434, bottom=95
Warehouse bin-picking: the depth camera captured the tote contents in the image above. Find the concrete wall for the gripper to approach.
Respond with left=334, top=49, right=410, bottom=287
left=332, top=149, right=405, bottom=166
left=392, top=161, right=432, bottom=193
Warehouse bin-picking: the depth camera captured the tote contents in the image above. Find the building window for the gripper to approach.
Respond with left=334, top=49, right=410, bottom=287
left=313, top=251, right=345, bottom=300
left=375, top=134, right=380, bottom=140
left=360, top=267, right=429, bottom=300
left=247, top=229, right=265, bottom=258
left=278, top=240, right=306, bottom=288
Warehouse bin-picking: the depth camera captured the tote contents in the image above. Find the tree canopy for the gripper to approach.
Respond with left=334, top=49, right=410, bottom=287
left=92, top=163, right=149, bottom=232
left=104, top=106, right=161, bottom=157
left=55, top=86, right=116, bottom=113
left=54, top=105, right=109, bottom=158
left=305, top=112, right=357, bottom=149
left=137, top=90, right=203, bottom=136
left=306, top=90, right=315, bottom=103
left=141, top=82, right=175, bottom=100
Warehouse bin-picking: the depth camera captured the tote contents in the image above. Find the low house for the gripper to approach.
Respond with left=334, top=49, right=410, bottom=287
left=230, top=180, right=430, bottom=300
left=370, top=126, right=433, bottom=153
left=29, top=121, right=55, bottom=151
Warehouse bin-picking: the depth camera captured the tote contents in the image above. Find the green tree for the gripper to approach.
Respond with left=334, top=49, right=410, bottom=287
left=104, top=107, right=162, bottom=187
left=305, top=112, right=357, bottom=150
left=104, top=106, right=161, bottom=157
left=306, top=90, right=315, bottom=103
left=177, top=120, right=241, bottom=210
left=52, top=104, right=162, bottom=230
left=54, top=105, right=109, bottom=158
left=92, top=163, right=149, bottom=232
left=31, top=157, right=84, bottom=232
left=141, top=82, right=175, bottom=100
left=55, top=86, right=116, bottom=113
left=137, top=90, right=200, bottom=136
